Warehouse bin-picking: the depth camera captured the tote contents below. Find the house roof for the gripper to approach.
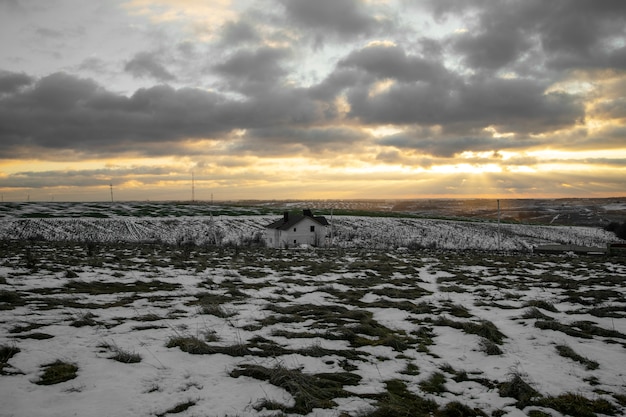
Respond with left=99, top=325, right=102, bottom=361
left=265, top=213, right=329, bottom=231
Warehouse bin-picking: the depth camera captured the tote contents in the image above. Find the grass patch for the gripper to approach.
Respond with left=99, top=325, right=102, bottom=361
left=419, top=372, right=447, bottom=394
left=555, top=344, right=599, bottom=370
left=110, top=349, right=142, bottom=363
left=479, top=338, right=503, bottom=355
left=535, top=392, right=618, bottom=417
left=13, top=332, right=54, bottom=340
left=536, top=320, right=626, bottom=340
left=198, top=303, right=236, bottom=318
left=498, top=371, right=541, bottom=409
left=35, top=360, right=78, bottom=385
left=437, top=401, right=488, bottom=416
left=230, top=364, right=360, bottom=414
left=521, top=307, right=553, bottom=320
left=71, top=312, right=99, bottom=327
left=435, top=317, right=506, bottom=345
left=447, top=304, right=472, bottom=318
left=613, top=393, right=626, bottom=407
left=64, top=279, right=180, bottom=295
left=134, top=313, right=162, bottom=322
left=0, top=290, right=25, bottom=310
left=99, top=342, right=142, bottom=363
left=585, top=306, right=626, bottom=318
left=524, top=300, right=558, bottom=312
left=156, top=400, right=196, bottom=416
left=0, top=344, right=21, bottom=375
left=166, top=335, right=251, bottom=356
left=400, top=362, right=420, bottom=376
left=535, top=320, right=591, bottom=339
left=9, top=323, right=46, bottom=333
left=166, top=336, right=213, bottom=354
left=362, top=379, right=438, bottom=417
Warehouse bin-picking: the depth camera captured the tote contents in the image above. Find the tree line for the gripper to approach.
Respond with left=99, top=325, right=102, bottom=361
left=605, top=221, right=626, bottom=240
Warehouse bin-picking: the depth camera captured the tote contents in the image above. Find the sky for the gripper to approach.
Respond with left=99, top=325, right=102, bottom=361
left=1, top=0, right=625, bottom=202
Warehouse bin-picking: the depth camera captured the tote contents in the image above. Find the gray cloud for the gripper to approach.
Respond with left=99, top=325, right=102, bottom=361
left=125, top=51, right=176, bottom=82
left=0, top=71, right=333, bottom=159
left=0, top=70, right=33, bottom=94
left=277, top=0, right=380, bottom=39
left=439, top=0, right=626, bottom=72
left=339, top=44, right=450, bottom=84
left=452, top=20, right=531, bottom=71
left=213, top=46, right=292, bottom=93
left=236, top=126, right=369, bottom=155
left=3, top=166, right=183, bottom=189
left=1, top=0, right=625, bottom=176
left=378, top=131, right=536, bottom=158
left=342, top=63, right=583, bottom=135
left=0, top=72, right=234, bottom=157
left=219, top=20, right=260, bottom=45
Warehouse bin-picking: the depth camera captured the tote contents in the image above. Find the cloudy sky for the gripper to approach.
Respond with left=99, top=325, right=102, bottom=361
left=1, top=0, right=625, bottom=202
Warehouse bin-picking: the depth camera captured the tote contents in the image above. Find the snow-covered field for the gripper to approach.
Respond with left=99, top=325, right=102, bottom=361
left=0, top=215, right=617, bottom=252
left=1, top=241, right=625, bottom=417
left=0, top=200, right=620, bottom=251
left=1, top=203, right=624, bottom=416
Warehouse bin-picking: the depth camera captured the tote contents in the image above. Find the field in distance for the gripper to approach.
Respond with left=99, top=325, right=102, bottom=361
left=2, top=198, right=625, bottom=226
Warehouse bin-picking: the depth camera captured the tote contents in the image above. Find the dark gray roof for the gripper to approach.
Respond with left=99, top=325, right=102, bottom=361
left=265, top=214, right=329, bottom=230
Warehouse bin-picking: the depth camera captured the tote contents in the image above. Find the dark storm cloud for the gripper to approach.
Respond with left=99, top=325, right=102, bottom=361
left=308, top=67, right=362, bottom=102
left=236, top=126, right=369, bottom=155
left=452, top=19, right=531, bottom=71
left=338, top=44, right=449, bottom=84
left=2, top=0, right=625, bottom=168
left=0, top=71, right=334, bottom=159
left=317, top=43, right=583, bottom=136
left=0, top=72, right=235, bottom=157
left=0, top=70, right=33, bottom=94
left=277, top=0, right=380, bottom=39
left=335, top=45, right=584, bottom=134
left=125, top=51, right=177, bottom=82
left=378, top=130, right=534, bottom=158
left=435, top=0, right=626, bottom=72
left=537, top=1, right=626, bottom=69
left=213, top=46, right=292, bottom=92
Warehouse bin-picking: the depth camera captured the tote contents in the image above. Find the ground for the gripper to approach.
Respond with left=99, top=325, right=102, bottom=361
left=1, top=241, right=625, bottom=417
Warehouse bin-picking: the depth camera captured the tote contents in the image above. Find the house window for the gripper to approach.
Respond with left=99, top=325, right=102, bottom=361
left=310, top=225, right=315, bottom=232
left=293, top=228, right=297, bottom=232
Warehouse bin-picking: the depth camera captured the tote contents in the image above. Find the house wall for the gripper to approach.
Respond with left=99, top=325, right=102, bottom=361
left=264, top=217, right=327, bottom=248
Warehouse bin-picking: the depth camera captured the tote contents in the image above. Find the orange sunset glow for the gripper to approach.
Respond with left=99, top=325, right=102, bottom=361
left=1, top=1, right=625, bottom=202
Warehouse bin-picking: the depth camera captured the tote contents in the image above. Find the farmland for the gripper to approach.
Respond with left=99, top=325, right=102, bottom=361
left=0, top=201, right=619, bottom=251
left=1, top=202, right=625, bottom=417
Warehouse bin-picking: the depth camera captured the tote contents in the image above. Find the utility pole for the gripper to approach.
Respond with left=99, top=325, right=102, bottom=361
left=191, top=171, right=195, bottom=202
left=110, top=183, right=114, bottom=202
left=497, top=199, right=501, bottom=251
left=330, top=206, right=334, bottom=247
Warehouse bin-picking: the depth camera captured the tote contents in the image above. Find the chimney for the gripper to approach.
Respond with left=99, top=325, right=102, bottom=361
left=303, top=209, right=313, bottom=218
left=283, top=211, right=289, bottom=223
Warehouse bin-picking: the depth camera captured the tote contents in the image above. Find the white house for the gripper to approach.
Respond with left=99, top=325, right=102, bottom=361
left=264, top=209, right=329, bottom=248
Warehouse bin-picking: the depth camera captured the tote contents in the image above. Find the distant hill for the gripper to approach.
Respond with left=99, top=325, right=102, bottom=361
left=2, top=198, right=625, bottom=227
left=0, top=202, right=618, bottom=252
